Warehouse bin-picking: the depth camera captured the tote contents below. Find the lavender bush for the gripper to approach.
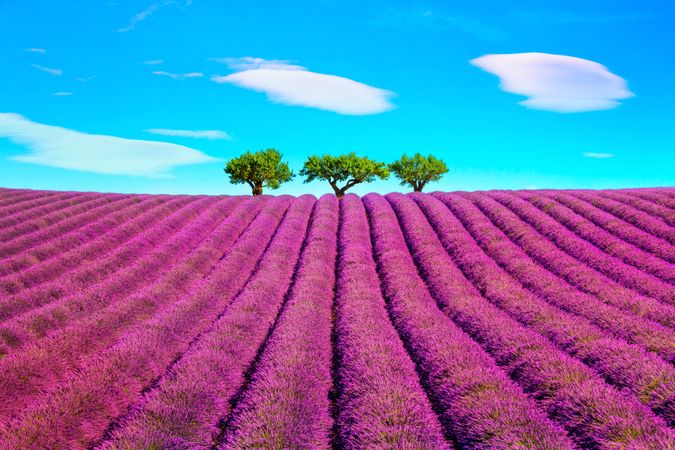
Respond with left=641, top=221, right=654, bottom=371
left=0, top=187, right=672, bottom=449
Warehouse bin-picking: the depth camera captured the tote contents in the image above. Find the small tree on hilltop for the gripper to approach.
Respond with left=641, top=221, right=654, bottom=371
left=389, top=153, right=448, bottom=192
left=224, top=148, right=294, bottom=196
left=300, top=153, right=389, bottom=199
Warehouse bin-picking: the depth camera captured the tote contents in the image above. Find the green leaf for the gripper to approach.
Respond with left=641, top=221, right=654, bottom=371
left=224, top=148, right=294, bottom=194
left=299, top=153, right=389, bottom=196
left=388, top=153, right=448, bottom=191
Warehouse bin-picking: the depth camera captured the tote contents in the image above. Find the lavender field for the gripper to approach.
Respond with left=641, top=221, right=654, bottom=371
left=0, top=186, right=673, bottom=449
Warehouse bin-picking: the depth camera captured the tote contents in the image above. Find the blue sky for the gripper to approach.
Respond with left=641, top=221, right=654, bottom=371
left=0, top=0, right=673, bottom=196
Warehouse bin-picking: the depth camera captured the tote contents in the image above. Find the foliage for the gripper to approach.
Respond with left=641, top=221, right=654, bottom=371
left=299, top=153, right=389, bottom=198
left=388, top=153, right=448, bottom=192
left=224, top=148, right=294, bottom=195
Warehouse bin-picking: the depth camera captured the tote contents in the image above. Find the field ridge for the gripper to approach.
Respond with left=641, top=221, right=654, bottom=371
left=0, top=186, right=672, bottom=449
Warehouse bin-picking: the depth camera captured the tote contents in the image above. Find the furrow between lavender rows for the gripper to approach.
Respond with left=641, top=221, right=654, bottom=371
left=519, top=191, right=675, bottom=284
left=0, top=195, right=219, bottom=328
left=329, top=195, right=449, bottom=449
left=0, top=190, right=80, bottom=219
left=102, top=195, right=315, bottom=449
left=0, top=196, right=292, bottom=449
left=219, top=195, right=338, bottom=449
left=0, top=190, right=92, bottom=229
left=432, top=192, right=675, bottom=422
left=0, top=189, right=47, bottom=208
left=0, top=191, right=111, bottom=239
left=476, top=193, right=675, bottom=329
left=0, top=196, right=249, bottom=364
left=486, top=192, right=675, bottom=307
left=0, top=194, right=182, bottom=279
left=0, top=187, right=33, bottom=198
left=0, top=192, right=132, bottom=245
left=602, top=190, right=675, bottom=226
left=364, top=194, right=573, bottom=449
left=549, top=191, right=675, bottom=263
left=0, top=193, right=138, bottom=258
left=0, top=195, right=257, bottom=421
left=626, top=189, right=675, bottom=210
left=571, top=191, right=675, bottom=245
left=400, top=193, right=674, bottom=448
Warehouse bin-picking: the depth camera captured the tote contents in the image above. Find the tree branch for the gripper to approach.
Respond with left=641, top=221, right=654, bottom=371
left=344, top=179, right=359, bottom=189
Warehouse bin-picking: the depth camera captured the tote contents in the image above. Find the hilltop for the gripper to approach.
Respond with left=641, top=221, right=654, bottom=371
left=0, top=187, right=673, bottom=448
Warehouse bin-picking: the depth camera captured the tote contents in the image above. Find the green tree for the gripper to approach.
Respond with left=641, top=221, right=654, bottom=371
left=224, top=148, right=294, bottom=195
left=388, top=153, right=448, bottom=192
left=299, top=153, right=389, bottom=199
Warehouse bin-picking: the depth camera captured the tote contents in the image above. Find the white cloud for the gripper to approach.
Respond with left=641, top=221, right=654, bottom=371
left=583, top=152, right=615, bottom=159
left=212, top=57, right=395, bottom=115
left=31, top=64, right=62, bottom=76
left=143, top=59, right=164, bottom=65
left=152, top=70, right=203, bottom=80
left=146, top=128, right=232, bottom=140
left=0, top=113, right=218, bottom=177
left=24, top=48, right=46, bottom=54
left=52, top=92, right=74, bottom=96
left=117, top=0, right=192, bottom=32
left=76, top=76, right=96, bottom=82
left=471, top=52, right=634, bottom=112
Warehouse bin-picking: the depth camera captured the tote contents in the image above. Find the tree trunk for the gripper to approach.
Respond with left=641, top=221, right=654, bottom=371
left=335, top=188, right=347, bottom=199
left=412, top=180, right=426, bottom=192
left=329, top=181, right=345, bottom=199
left=252, top=183, right=263, bottom=196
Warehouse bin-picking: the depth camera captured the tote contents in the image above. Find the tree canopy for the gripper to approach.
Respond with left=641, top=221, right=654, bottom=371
left=388, top=153, right=448, bottom=192
left=299, top=153, right=389, bottom=198
left=224, top=148, right=294, bottom=195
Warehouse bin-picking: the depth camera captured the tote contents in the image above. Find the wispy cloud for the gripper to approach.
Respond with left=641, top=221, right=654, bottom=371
left=373, top=8, right=503, bottom=41
left=146, top=128, right=232, bottom=140
left=143, top=59, right=164, bottom=65
left=0, top=113, right=218, bottom=177
left=471, top=52, right=634, bottom=113
left=24, top=48, right=46, bottom=54
left=52, top=92, right=74, bottom=96
left=76, top=76, right=96, bottom=82
left=212, top=57, right=395, bottom=115
left=31, top=64, right=63, bottom=76
left=152, top=70, right=203, bottom=80
left=117, top=0, right=192, bottom=33
left=512, top=10, right=654, bottom=25
left=583, top=152, right=615, bottom=159
left=211, top=56, right=305, bottom=71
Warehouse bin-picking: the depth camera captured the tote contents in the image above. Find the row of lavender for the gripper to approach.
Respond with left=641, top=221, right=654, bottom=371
left=0, top=187, right=672, bottom=448
left=0, top=191, right=289, bottom=446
